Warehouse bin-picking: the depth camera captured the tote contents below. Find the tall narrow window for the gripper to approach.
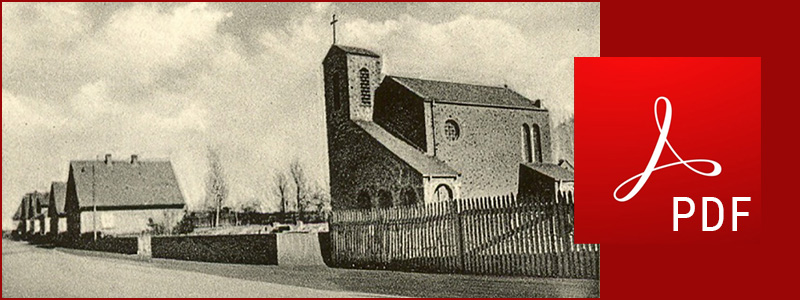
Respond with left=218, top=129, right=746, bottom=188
left=532, top=124, right=543, bottom=163
left=359, top=68, right=371, bottom=105
left=332, top=73, right=341, bottom=110
left=522, top=124, right=532, bottom=163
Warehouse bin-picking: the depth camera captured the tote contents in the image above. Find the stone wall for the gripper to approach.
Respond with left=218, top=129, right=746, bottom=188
left=327, top=120, right=425, bottom=209
left=325, top=49, right=425, bottom=209
left=431, top=103, right=552, bottom=198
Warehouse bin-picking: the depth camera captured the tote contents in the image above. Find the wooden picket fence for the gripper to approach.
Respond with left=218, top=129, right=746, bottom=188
left=329, top=192, right=599, bottom=279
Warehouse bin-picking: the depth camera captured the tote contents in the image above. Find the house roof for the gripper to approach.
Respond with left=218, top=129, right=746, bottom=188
left=36, top=192, right=49, bottom=208
left=69, top=159, right=185, bottom=209
left=50, top=181, right=67, bottom=214
left=330, top=45, right=380, bottom=58
left=12, top=201, right=23, bottom=221
left=522, top=162, right=574, bottom=181
left=355, top=121, right=458, bottom=177
left=388, top=76, right=543, bottom=110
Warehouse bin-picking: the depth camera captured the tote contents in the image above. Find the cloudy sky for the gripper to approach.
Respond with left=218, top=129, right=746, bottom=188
left=2, top=2, right=599, bottom=228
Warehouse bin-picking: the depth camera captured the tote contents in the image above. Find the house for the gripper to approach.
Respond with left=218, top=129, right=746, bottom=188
left=33, top=191, right=50, bottom=235
left=22, top=192, right=40, bottom=237
left=11, top=199, right=26, bottom=239
left=65, top=154, right=186, bottom=237
left=518, top=162, right=574, bottom=204
left=323, top=45, right=554, bottom=209
left=48, top=181, right=68, bottom=236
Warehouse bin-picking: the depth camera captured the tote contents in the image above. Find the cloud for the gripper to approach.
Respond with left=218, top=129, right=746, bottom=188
left=2, top=3, right=598, bottom=227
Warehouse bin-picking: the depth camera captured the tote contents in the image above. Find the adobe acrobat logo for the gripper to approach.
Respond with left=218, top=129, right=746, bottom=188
left=614, top=96, right=750, bottom=232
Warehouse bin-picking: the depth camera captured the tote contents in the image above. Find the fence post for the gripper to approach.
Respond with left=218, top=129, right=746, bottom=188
left=451, top=199, right=466, bottom=273
left=137, top=232, right=152, bottom=259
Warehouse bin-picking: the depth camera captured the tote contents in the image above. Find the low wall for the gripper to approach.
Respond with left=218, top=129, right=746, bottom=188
left=64, top=236, right=138, bottom=255
left=152, top=234, right=278, bottom=265
left=276, top=233, right=325, bottom=266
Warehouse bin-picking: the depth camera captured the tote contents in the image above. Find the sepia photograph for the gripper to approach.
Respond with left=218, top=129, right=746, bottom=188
left=2, top=2, right=598, bottom=298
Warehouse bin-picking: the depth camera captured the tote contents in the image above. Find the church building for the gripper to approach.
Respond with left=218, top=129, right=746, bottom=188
left=324, top=45, right=562, bottom=210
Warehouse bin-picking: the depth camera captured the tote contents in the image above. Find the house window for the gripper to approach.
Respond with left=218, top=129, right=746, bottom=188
left=522, top=124, right=532, bottom=163
left=434, top=184, right=453, bottom=202
left=444, top=120, right=460, bottom=141
left=359, top=68, right=371, bottom=105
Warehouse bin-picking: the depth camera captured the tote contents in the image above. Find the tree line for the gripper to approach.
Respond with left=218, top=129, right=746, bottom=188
left=203, top=145, right=330, bottom=227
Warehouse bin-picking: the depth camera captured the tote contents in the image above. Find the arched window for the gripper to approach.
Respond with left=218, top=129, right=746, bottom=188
left=532, top=124, right=543, bottom=163
left=433, top=184, right=453, bottom=202
left=522, top=124, right=532, bottom=163
left=359, top=68, right=371, bottom=105
left=399, top=187, right=418, bottom=206
left=377, top=190, right=393, bottom=208
left=356, top=190, right=371, bottom=209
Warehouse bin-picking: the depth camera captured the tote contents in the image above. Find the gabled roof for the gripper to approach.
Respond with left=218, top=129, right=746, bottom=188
left=24, top=192, right=43, bottom=215
left=36, top=192, right=49, bottom=208
left=330, top=45, right=380, bottom=58
left=355, top=121, right=458, bottom=177
left=50, top=182, right=67, bottom=214
left=69, top=159, right=185, bottom=209
left=522, top=162, right=574, bottom=181
left=388, top=76, right=543, bottom=110
left=12, top=201, right=23, bottom=221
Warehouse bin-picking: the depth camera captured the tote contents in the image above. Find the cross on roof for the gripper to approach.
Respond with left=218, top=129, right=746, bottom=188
left=330, top=14, right=338, bottom=45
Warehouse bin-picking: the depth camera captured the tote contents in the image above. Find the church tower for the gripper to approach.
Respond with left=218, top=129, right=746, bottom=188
left=323, top=45, right=386, bottom=209
left=322, top=45, right=382, bottom=122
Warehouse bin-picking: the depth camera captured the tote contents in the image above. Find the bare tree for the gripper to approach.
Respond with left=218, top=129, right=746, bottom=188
left=205, top=146, right=228, bottom=228
left=289, top=159, right=307, bottom=223
left=306, top=181, right=331, bottom=221
left=273, top=170, right=290, bottom=216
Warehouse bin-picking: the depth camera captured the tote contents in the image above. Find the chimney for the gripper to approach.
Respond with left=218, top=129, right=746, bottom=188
left=130, top=154, right=139, bottom=164
left=104, top=154, right=112, bottom=164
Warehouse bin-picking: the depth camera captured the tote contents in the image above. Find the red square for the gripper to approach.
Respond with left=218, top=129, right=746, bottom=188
left=574, top=57, right=761, bottom=244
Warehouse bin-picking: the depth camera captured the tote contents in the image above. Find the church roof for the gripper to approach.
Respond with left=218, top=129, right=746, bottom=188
left=69, top=159, right=185, bottom=209
left=330, top=45, right=381, bottom=58
left=50, top=181, right=67, bottom=214
left=388, top=76, right=543, bottom=110
left=522, top=162, right=574, bottom=181
left=355, top=121, right=458, bottom=177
